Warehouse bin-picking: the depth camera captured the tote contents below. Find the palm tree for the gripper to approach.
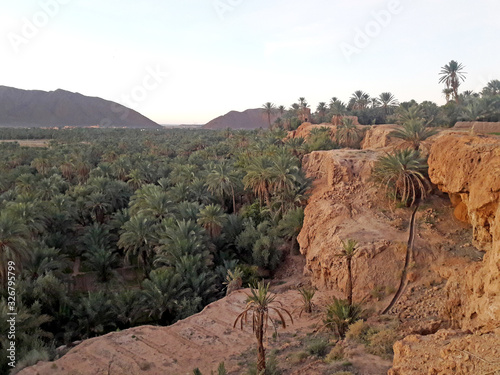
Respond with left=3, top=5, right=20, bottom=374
left=141, top=268, right=183, bottom=324
left=337, top=239, right=357, bottom=306
left=372, top=149, right=431, bottom=206
left=378, top=92, right=399, bottom=114
left=442, top=88, right=454, bottom=103
left=277, top=105, right=286, bottom=117
left=197, top=204, right=227, bottom=238
left=243, top=156, right=273, bottom=206
left=118, top=214, right=157, bottom=273
left=262, top=102, right=276, bottom=128
left=337, top=117, right=360, bottom=148
left=482, top=79, right=500, bottom=96
left=316, top=102, right=328, bottom=122
left=277, top=207, right=304, bottom=253
left=439, top=60, right=466, bottom=103
left=205, top=162, right=240, bottom=211
left=391, top=119, right=438, bottom=150
left=349, top=90, right=370, bottom=110
left=234, top=281, right=293, bottom=373
left=0, top=213, right=31, bottom=286
left=269, top=153, right=302, bottom=213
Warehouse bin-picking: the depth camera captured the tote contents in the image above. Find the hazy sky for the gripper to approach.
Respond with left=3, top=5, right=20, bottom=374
left=1, top=0, right=499, bottom=124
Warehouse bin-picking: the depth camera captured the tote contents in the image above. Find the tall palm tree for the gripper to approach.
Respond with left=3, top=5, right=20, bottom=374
left=262, top=102, right=276, bottom=128
left=205, top=162, right=240, bottom=211
left=378, top=92, right=399, bottom=114
left=243, top=156, right=273, bottom=206
left=482, top=79, right=500, bottom=96
left=277, top=105, right=286, bottom=117
left=234, top=281, right=293, bottom=373
left=349, top=90, right=370, bottom=110
left=337, top=239, right=357, bottom=306
left=439, top=60, right=466, bottom=103
left=316, top=102, right=328, bottom=122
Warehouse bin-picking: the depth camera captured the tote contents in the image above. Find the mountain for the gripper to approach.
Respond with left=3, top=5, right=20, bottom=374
left=203, top=108, right=280, bottom=130
left=0, top=86, right=160, bottom=128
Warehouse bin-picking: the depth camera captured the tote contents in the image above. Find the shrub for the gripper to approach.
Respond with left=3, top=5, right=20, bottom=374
left=323, top=298, right=363, bottom=338
left=307, top=338, right=329, bottom=357
left=366, top=328, right=400, bottom=358
left=325, top=344, right=345, bottom=363
left=298, top=287, right=315, bottom=315
left=345, top=320, right=370, bottom=343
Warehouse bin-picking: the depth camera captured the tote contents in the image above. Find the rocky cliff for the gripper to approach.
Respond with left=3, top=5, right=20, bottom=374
left=428, top=134, right=500, bottom=331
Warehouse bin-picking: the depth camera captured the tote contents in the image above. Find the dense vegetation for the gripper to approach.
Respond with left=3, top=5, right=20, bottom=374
left=0, top=127, right=310, bottom=373
left=264, top=78, right=500, bottom=129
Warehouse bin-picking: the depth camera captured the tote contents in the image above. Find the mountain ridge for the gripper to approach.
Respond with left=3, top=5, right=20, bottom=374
left=0, top=86, right=160, bottom=128
left=203, top=108, right=280, bottom=130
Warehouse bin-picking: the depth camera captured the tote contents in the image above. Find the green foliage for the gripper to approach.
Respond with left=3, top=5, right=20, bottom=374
left=297, top=287, right=315, bottom=314
left=372, top=149, right=431, bottom=206
left=307, top=338, right=329, bottom=357
left=391, top=119, right=438, bottom=149
left=323, top=298, right=363, bottom=338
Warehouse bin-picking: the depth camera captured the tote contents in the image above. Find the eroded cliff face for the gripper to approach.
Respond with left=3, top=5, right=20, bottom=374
left=297, top=149, right=409, bottom=300
left=428, top=134, right=500, bottom=331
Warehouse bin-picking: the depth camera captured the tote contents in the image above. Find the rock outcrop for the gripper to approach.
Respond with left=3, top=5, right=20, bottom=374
left=428, top=134, right=500, bottom=331
left=360, top=124, right=402, bottom=150
left=454, top=121, right=500, bottom=134
left=389, top=328, right=500, bottom=375
left=297, top=149, right=409, bottom=299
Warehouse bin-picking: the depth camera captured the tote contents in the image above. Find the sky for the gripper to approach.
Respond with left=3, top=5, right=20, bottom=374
left=1, top=0, right=499, bottom=125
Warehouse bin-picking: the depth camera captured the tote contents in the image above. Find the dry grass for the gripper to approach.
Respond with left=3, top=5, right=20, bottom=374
left=0, top=139, right=50, bottom=147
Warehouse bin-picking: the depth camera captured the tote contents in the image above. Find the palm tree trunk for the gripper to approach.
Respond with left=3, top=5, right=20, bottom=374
left=256, top=310, right=266, bottom=373
left=231, top=185, right=236, bottom=214
left=347, top=258, right=353, bottom=306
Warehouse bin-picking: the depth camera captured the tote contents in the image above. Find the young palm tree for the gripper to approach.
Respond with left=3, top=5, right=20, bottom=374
left=391, top=119, right=438, bottom=150
left=337, top=117, right=360, bottom=148
left=262, top=102, right=276, bottom=128
left=277, top=105, right=286, bottom=117
left=337, top=239, right=358, bottom=306
left=439, top=60, right=466, bottom=103
left=378, top=92, right=399, bottom=114
left=372, top=149, right=431, bottom=206
left=234, top=281, right=293, bottom=373
left=442, top=88, right=454, bottom=103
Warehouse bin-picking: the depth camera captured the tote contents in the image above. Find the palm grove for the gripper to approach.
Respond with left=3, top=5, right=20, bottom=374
left=1, top=60, right=499, bottom=373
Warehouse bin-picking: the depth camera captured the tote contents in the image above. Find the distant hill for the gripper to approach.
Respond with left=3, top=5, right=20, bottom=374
left=0, top=86, right=160, bottom=128
left=203, top=108, right=280, bottom=130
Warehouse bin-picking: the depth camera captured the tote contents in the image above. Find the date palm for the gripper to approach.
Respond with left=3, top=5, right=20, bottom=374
left=349, top=90, right=370, bottom=110
left=482, top=79, right=500, bottom=96
left=337, top=239, right=357, bottom=306
left=262, top=102, right=276, bottom=128
left=243, top=156, right=273, bottom=206
left=234, top=281, right=293, bottom=373
left=373, top=149, right=431, bottom=206
left=337, top=117, right=360, bottom=148
left=439, top=60, right=466, bottom=103
left=0, top=213, right=31, bottom=286
left=118, top=214, right=157, bottom=273
left=378, top=92, right=399, bottom=114
left=391, top=119, right=438, bottom=150
left=197, top=204, right=227, bottom=238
